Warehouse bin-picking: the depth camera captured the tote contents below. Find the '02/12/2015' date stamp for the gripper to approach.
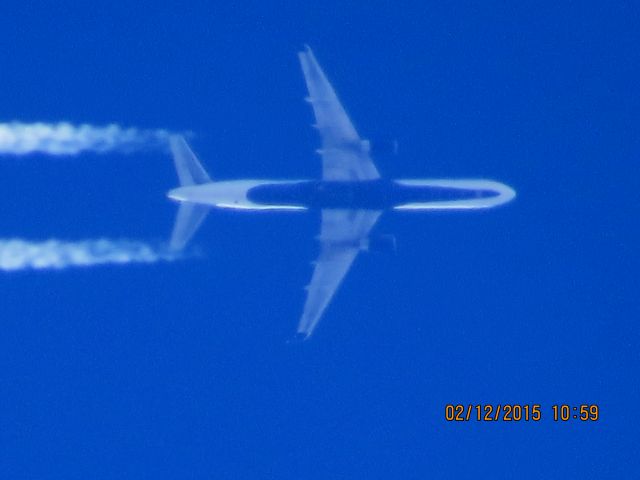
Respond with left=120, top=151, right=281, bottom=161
left=445, top=404, right=600, bottom=422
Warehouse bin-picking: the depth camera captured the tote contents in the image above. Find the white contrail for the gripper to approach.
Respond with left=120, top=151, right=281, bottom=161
left=0, top=122, right=174, bottom=156
left=0, top=238, right=178, bottom=271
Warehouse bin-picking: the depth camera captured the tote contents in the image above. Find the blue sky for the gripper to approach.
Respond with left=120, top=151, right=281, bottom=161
left=1, top=1, right=638, bottom=478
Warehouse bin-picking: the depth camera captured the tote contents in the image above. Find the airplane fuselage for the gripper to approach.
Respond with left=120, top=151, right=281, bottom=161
left=168, top=178, right=515, bottom=211
left=166, top=45, right=517, bottom=339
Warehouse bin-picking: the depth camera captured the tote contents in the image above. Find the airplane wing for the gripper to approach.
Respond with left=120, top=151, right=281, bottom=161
left=298, top=46, right=380, bottom=181
left=297, top=208, right=382, bottom=339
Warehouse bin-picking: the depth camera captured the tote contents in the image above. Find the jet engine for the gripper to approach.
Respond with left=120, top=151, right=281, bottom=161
left=366, top=137, right=399, bottom=157
left=362, top=234, right=397, bottom=254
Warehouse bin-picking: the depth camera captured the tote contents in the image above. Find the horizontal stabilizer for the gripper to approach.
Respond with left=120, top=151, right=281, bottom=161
left=170, top=203, right=209, bottom=251
left=169, top=135, right=211, bottom=186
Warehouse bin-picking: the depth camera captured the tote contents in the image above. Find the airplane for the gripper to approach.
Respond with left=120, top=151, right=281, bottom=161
left=167, top=45, right=516, bottom=340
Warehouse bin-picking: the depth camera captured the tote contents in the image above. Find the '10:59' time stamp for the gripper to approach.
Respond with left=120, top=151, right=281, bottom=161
left=445, top=404, right=600, bottom=422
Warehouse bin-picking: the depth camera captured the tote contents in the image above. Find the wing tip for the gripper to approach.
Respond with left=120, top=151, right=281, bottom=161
left=287, top=331, right=311, bottom=344
left=299, top=44, right=315, bottom=61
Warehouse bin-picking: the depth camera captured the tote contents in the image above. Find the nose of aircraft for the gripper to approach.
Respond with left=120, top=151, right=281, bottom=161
left=499, top=182, right=517, bottom=204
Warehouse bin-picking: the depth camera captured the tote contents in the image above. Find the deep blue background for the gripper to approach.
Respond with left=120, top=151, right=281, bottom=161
left=1, top=1, right=638, bottom=478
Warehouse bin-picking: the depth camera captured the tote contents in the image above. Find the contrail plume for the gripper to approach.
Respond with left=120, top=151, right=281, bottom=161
left=0, top=122, right=175, bottom=156
left=0, top=238, right=178, bottom=271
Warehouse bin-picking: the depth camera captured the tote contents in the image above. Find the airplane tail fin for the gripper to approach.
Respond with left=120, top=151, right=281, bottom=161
left=169, top=135, right=211, bottom=186
left=168, top=135, right=211, bottom=250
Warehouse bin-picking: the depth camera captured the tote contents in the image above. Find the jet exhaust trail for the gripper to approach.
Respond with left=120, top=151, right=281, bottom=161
left=0, top=238, right=178, bottom=271
left=0, top=122, right=175, bottom=156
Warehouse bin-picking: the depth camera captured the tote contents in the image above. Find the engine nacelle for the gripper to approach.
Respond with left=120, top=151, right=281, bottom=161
left=365, top=137, right=399, bottom=157
left=361, top=234, right=397, bottom=254
left=318, top=234, right=397, bottom=254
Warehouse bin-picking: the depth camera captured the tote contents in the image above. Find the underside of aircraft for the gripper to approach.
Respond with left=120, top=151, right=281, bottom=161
left=167, top=46, right=516, bottom=340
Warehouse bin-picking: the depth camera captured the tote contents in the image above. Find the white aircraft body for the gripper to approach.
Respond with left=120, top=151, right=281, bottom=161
left=167, top=46, right=516, bottom=340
